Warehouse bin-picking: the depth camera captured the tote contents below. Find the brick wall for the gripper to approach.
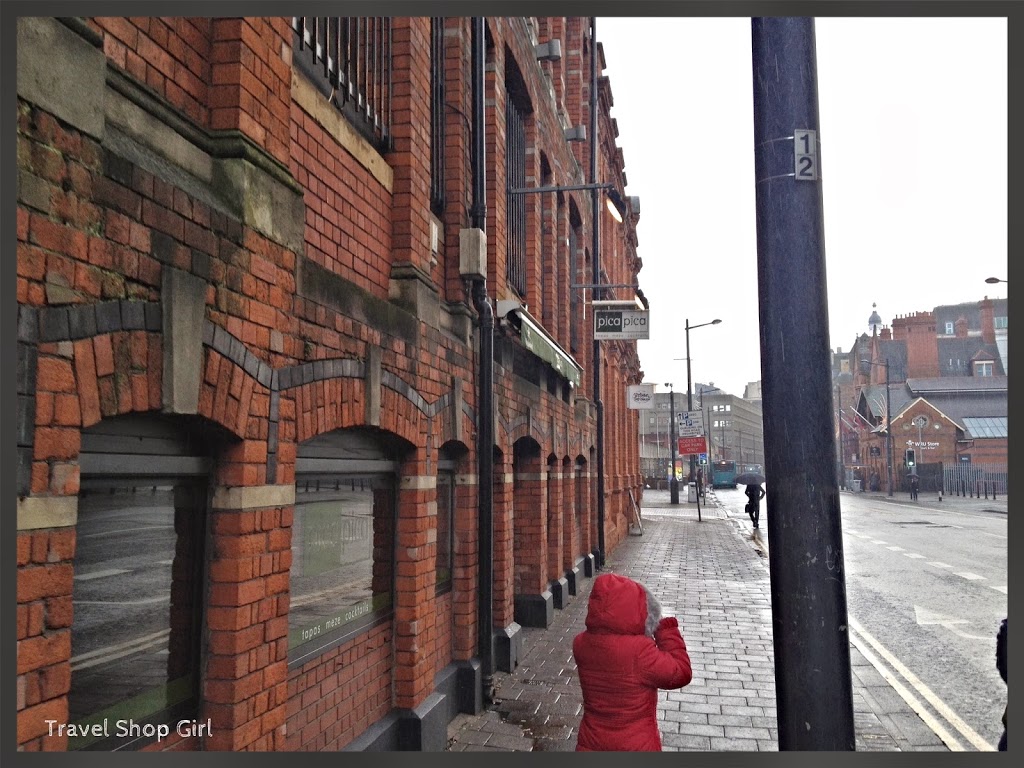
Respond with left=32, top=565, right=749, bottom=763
left=16, top=15, right=644, bottom=752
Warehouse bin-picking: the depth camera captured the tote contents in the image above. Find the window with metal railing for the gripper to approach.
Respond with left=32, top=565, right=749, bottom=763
left=506, top=93, right=527, bottom=297
left=568, top=223, right=579, bottom=353
left=430, top=18, right=446, bottom=214
left=292, top=17, right=392, bottom=152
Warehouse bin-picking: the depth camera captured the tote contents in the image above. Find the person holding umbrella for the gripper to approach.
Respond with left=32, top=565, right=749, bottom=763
left=735, top=470, right=766, bottom=529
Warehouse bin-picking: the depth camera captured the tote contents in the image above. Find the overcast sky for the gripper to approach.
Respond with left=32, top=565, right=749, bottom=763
left=598, top=17, right=1007, bottom=399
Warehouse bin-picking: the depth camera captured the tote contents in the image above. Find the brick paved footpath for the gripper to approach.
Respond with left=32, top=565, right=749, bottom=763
left=446, top=491, right=950, bottom=752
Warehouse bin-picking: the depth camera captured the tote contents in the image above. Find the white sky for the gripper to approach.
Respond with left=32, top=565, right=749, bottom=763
left=598, top=17, right=1007, bottom=399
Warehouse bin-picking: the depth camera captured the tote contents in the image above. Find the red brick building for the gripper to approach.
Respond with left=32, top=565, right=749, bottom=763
left=15, top=16, right=644, bottom=751
left=833, top=301, right=1007, bottom=495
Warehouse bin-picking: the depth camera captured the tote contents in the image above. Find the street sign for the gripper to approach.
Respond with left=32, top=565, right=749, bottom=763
left=594, top=309, right=650, bottom=340
left=676, top=410, right=703, bottom=437
left=678, top=436, right=707, bottom=455
left=794, top=128, right=818, bottom=181
left=626, top=383, right=655, bottom=410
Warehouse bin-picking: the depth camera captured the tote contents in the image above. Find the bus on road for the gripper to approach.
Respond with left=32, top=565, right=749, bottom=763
left=711, top=460, right=738, bottom=489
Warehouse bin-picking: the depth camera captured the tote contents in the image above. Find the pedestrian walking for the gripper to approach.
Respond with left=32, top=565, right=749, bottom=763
left=572, top=574, right=692, bottom=751
left=744, top=482, right=765, bottom=528
left=909, top=474, right=920, bottom=501
left=996, top=617, right=1007, bottom=751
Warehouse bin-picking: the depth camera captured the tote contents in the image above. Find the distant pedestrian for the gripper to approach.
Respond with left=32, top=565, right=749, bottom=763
left=997, top=618, right=1007, bottom=751
left=573, top=574, right=692, bottom=751
left=744, top=483, right=765, bottom=528
left=909, top=474, right=920, bottom=501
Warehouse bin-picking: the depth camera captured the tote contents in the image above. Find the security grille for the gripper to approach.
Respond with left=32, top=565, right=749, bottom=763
left=430, top=18, right=446, bottom=214
left=292, top=16, right=392, bottom=151
left=506, top=94, right=527, bottom=297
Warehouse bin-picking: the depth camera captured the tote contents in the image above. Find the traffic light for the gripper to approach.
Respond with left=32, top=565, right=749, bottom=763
left=905, top=448, right=916, bottom=468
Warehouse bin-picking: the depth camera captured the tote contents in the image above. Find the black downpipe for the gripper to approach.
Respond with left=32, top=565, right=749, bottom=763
left=590, top=16, right=605, bottom=569
left=469, top=17, right=495, bottom=702
left=751, top=18, right=854, bottom=749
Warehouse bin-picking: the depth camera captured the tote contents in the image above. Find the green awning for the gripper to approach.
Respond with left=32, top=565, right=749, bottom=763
left=513, top=310, right=583, bottom=389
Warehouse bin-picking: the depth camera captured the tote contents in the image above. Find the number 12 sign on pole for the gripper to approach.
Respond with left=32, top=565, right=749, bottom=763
left=794, top=129, right=817, bottom=181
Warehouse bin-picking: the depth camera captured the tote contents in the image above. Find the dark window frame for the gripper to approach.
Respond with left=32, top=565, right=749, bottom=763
left=287, top=466, right=399, bottom=668
left=71, top=416, right=219, bottom=752
left=430, top=17, right=446, bottom=215
left=506, top=92, right=528, bottom=297
left=434, top=466, right=456, bottom=596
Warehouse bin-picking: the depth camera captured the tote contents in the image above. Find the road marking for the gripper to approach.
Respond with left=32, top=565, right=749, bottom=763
left=887, top=546, right=906, bottom=552
left=903, top=553, right=926, bottom=559
left=870, top=539, right=888, bottom=545
left=77, top=525, right=172, bottom=538
left=928, top=562, right=954, bottom=569
left=76, top=596, right=168, bottom=606
left=74, top=568, right=130, bottom=581
left=915, top=606, right=991, bottom=641
left=848, top=619, right=965, bottom=751
left=991, top=586, right=1008, bottom=594
left=849, top=616, right=993, bottom=751
left=954, top=572, right=986, bottom=581
left=71, top=628, right=170, bottom=668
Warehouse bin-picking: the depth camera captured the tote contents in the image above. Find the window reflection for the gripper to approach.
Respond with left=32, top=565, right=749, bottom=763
left=70, top=483, right=204, bottom=750
left=289, top=476, right=395, bottom=656
left=435, top=473, right=454, bottom=590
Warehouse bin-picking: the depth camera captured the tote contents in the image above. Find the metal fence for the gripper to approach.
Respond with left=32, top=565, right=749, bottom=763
left=943, top=462, right=1008, bottom=498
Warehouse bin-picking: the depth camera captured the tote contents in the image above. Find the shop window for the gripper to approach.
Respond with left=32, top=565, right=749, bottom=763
left=435, top=471, right=454, bottom=592
left=289, top=475, right=396, bottom=662
left=288, top=430, right=402, bottom=665
left=70, top=414, right=224, bottom=751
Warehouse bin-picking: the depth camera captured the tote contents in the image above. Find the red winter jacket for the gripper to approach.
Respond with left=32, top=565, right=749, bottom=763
left=573, top=574, right=692, bottom=751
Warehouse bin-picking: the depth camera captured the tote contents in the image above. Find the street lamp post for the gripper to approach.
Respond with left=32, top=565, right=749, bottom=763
left=861, top=358, right=894, bottom=497
left=665, top=383, right=679, bottom=503
left=912, top=415, right=927, bottom=476
left=697, top=385, right=720, bottom=478
left=685, top=318, right=722, bottom=484
left=835, top=385, right=844, bottom=491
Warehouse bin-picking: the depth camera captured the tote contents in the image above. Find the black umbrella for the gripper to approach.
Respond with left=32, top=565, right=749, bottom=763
left=734, top=472, right=766, bottom=486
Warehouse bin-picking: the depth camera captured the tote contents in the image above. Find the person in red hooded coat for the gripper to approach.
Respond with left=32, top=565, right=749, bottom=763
left=573, top=573, right=692, bottom=751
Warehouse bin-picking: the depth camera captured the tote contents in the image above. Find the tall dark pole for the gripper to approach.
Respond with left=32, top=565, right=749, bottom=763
left=836, top=385, right=844, bottom=490
left=885, top=359, right=893, bottom=497
left=668, top=385, right=679, bottom=504
left=469, top=16, right=494, bottom=703
left=685, top=320, right=694, bottom=483
left=589, top=17, right=605, bottom=567
left=752, top=17, right=855, bottom=750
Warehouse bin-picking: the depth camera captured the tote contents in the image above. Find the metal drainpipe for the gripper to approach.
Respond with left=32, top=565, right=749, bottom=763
left=469, top=16, right=495, bottom=704
left=590, top=16, right=606, bottom=568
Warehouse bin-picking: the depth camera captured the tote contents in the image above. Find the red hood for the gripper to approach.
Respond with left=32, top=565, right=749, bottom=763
left=584, top=574, right=648, bottom=635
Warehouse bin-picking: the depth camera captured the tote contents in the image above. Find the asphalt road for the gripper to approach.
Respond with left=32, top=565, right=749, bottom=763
left=715, top=485, right=1007, bottom=751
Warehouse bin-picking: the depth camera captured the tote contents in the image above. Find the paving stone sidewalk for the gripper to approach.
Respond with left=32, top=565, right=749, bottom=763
left=446, top=491, right=950, bottom=752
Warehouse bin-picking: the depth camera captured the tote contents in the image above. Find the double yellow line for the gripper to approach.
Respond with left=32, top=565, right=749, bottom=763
left=847, top=616, right=994, bottom=751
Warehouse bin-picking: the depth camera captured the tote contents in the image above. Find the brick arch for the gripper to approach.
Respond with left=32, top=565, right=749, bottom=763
left=30, top=330, right=260, bottom=497
left=287, top=374, right=429, bottom=448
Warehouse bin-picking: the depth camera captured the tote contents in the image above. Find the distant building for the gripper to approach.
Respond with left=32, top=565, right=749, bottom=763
left=832, top=300, right=1007, bottom=495
left=638, top=383, right=764, bottom=487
